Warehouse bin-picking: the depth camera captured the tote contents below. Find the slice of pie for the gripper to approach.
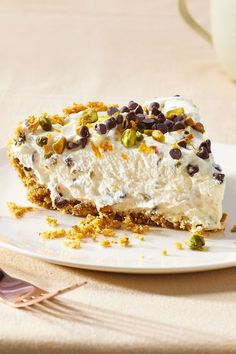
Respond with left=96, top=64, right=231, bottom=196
left=8, top=96, right=225, bottom=231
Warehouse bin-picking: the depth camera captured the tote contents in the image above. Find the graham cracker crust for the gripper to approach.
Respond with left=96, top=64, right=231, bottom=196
left=9, top=154, right=193, bottom=231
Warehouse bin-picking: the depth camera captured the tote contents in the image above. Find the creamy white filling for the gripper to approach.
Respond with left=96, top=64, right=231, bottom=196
left=10, top=97, right=225, bottom=230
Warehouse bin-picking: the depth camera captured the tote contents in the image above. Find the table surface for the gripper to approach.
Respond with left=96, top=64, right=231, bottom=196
left=1, top=0, right=236, bottom=353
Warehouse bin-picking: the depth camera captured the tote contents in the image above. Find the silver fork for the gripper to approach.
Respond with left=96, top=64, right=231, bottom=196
left=0, top=268, right=87, bottom=308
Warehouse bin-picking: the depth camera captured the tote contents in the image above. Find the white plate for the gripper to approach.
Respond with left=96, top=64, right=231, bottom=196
left=0, top=144, right=236, bottom=274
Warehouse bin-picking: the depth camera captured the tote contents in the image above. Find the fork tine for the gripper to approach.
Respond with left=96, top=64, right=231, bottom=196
left=5, top=281, right=87, bottom=308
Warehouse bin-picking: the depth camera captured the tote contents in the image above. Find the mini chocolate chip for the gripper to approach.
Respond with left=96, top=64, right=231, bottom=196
left=196, top=146, right=209, bottom=160
left=143, top=118, right=156, bottom=125
left=79, top=125, right=90, bottom=138
left=153, top=123, right=168, bottom=134
left=172, top=122, right=185, bottom=131
left=156, top=113, right=166, bottom=123
left=199, top=139, right=211, bottom=153
left=107, top=106, right=119, bottom=116
left=134, top=105, right=143, bottom=114
left=120, top=106, right=130, bottom=113
left=169, top=148, right=182, bottom=160
left=137, top=122, right=145, bottom=132
left=149, top=102, right=160, bottom=111
left=136, top=113, right=146, bottom=122
left=126, top=111, right=136, bottom=121
left=150, top=107, right=160, bottom=116
left=121, top=118, right=131, bottom=130
left=66, top=141, right=80, bottom=150
left=95, top=123, right=107, bottom=135
left=105, top=117, right=117, bottom=130
left=54, top=196, right=68, bottom=208
left=174, top=115, right=185, bottom=122
left=65, top=157, right=74, bottom=167
left=213, top=163, right=222, bottom=172
left=213, top=172, right=225, bottom=184
left=0, top=269, right=4, bottom=281
left=187, top=164, right=199, bottom=176
left=24, top=166, right=32, bottom=172
left=77, top=137, right=88, bottom=149
left=115, top=114, right=124, bottom=124
left=128, top=101, right=139, bottom=110
left=164, top=119, right=174, bottom=128
left=177, top=140, right=187, bottom=148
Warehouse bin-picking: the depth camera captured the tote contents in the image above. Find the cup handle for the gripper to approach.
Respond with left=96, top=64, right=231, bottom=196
left=178, top=0, right=212, bottom=45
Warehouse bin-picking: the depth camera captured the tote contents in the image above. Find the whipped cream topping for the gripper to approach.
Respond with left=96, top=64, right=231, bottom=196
left=10, top=96, right=225, bottom=230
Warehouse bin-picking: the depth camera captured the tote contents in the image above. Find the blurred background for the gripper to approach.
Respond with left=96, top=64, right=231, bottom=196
left=1, top=0, right=236, bottom=146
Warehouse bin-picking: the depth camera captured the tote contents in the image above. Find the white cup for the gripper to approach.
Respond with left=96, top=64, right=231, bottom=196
left=178, top=0, right=236, bottom=81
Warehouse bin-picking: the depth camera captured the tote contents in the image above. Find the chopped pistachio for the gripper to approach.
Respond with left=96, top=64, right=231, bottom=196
left=144, top=129, right=153, bottom=136
left=192, top=122, right=205, bottom=134
left=36, top=136, right=48, bottom=147
left=39, top=116, right=52, bottom=131
left=186, top=233, right=205, bottom=251
left=79, top=109, right=98, bottom=125
left=136, top=131, right=144, bottom=141
left=184, top=116, right=195, bottom=126
left=52, top=136, right=66, bottom=154
left=152, top=130, right=165, bottom=143
left=165, top=107, right=184, bottom=120
left=121, top=129, right=137, bottom=148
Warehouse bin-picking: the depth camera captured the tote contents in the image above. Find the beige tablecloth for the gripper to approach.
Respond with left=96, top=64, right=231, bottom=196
left=1, top=1, right=236, bottom=353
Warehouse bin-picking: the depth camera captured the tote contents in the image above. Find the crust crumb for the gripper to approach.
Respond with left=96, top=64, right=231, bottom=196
left=7, top=202, right=34, bottom=218
left=118, top=236, right=130, bottom=247
left=99, top=239, right=111, bottom=248
left=45, top=215, right=58, bottom=227
left=39, top=228, right=66, bottom=239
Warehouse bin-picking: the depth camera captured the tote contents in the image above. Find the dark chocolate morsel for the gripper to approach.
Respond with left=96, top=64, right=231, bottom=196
left=95, top=123, right=107, bottom=135
left=54, top=196, right=68, bottom=208
left=128, top=101, right=139, bottom=110
left=115, top=114, right=124, bottom=124
left=169, top=148, right=182, bottom=160
left=126, top=111, right=136, bottom=121
left=213, top=172, right=225, bottom=184
left=107, top=106, right=119, bottom=116
left=105, top=117, right=117, bottom=130
left=134, top=105, right=143, bottom=114
left=187, top=164, right=199, bottom=177
left=199, top=139, right=211, bottom=153
left=120, top=106, right=130, bottom=113
left=172, top=122, right=185, bottom=131
left=196, top=146, right=209, bottom=160
left=79, top=125, right=90, bottom=138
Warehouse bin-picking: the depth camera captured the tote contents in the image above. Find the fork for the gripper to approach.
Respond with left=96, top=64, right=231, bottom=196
left=0, top=268, right=87, bottom=308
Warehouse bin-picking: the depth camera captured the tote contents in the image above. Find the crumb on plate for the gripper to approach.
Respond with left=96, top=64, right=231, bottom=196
left=45, top=215, right=58, bottom=227
left=7, top=201, right=34, bottom=218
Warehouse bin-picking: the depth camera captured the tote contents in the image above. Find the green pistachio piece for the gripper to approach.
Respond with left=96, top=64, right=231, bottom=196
left=165, top=107, right=184, bottom=120
left=144, top=130, right=153, bottom=136
left=152, top=130, right=165, bottom=143
left=39, top=116, right=52, bottom=131
left=121, top=129, right=137, bottom=148
left=36, top=136, right=48, bottom=147
left=186, top=233, right=205, bottom=251
left=79, top=109, right=98, bottom=124
left=52, top=136, right=66, bottom=154
left=136, top=131, right=144, bottom=141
